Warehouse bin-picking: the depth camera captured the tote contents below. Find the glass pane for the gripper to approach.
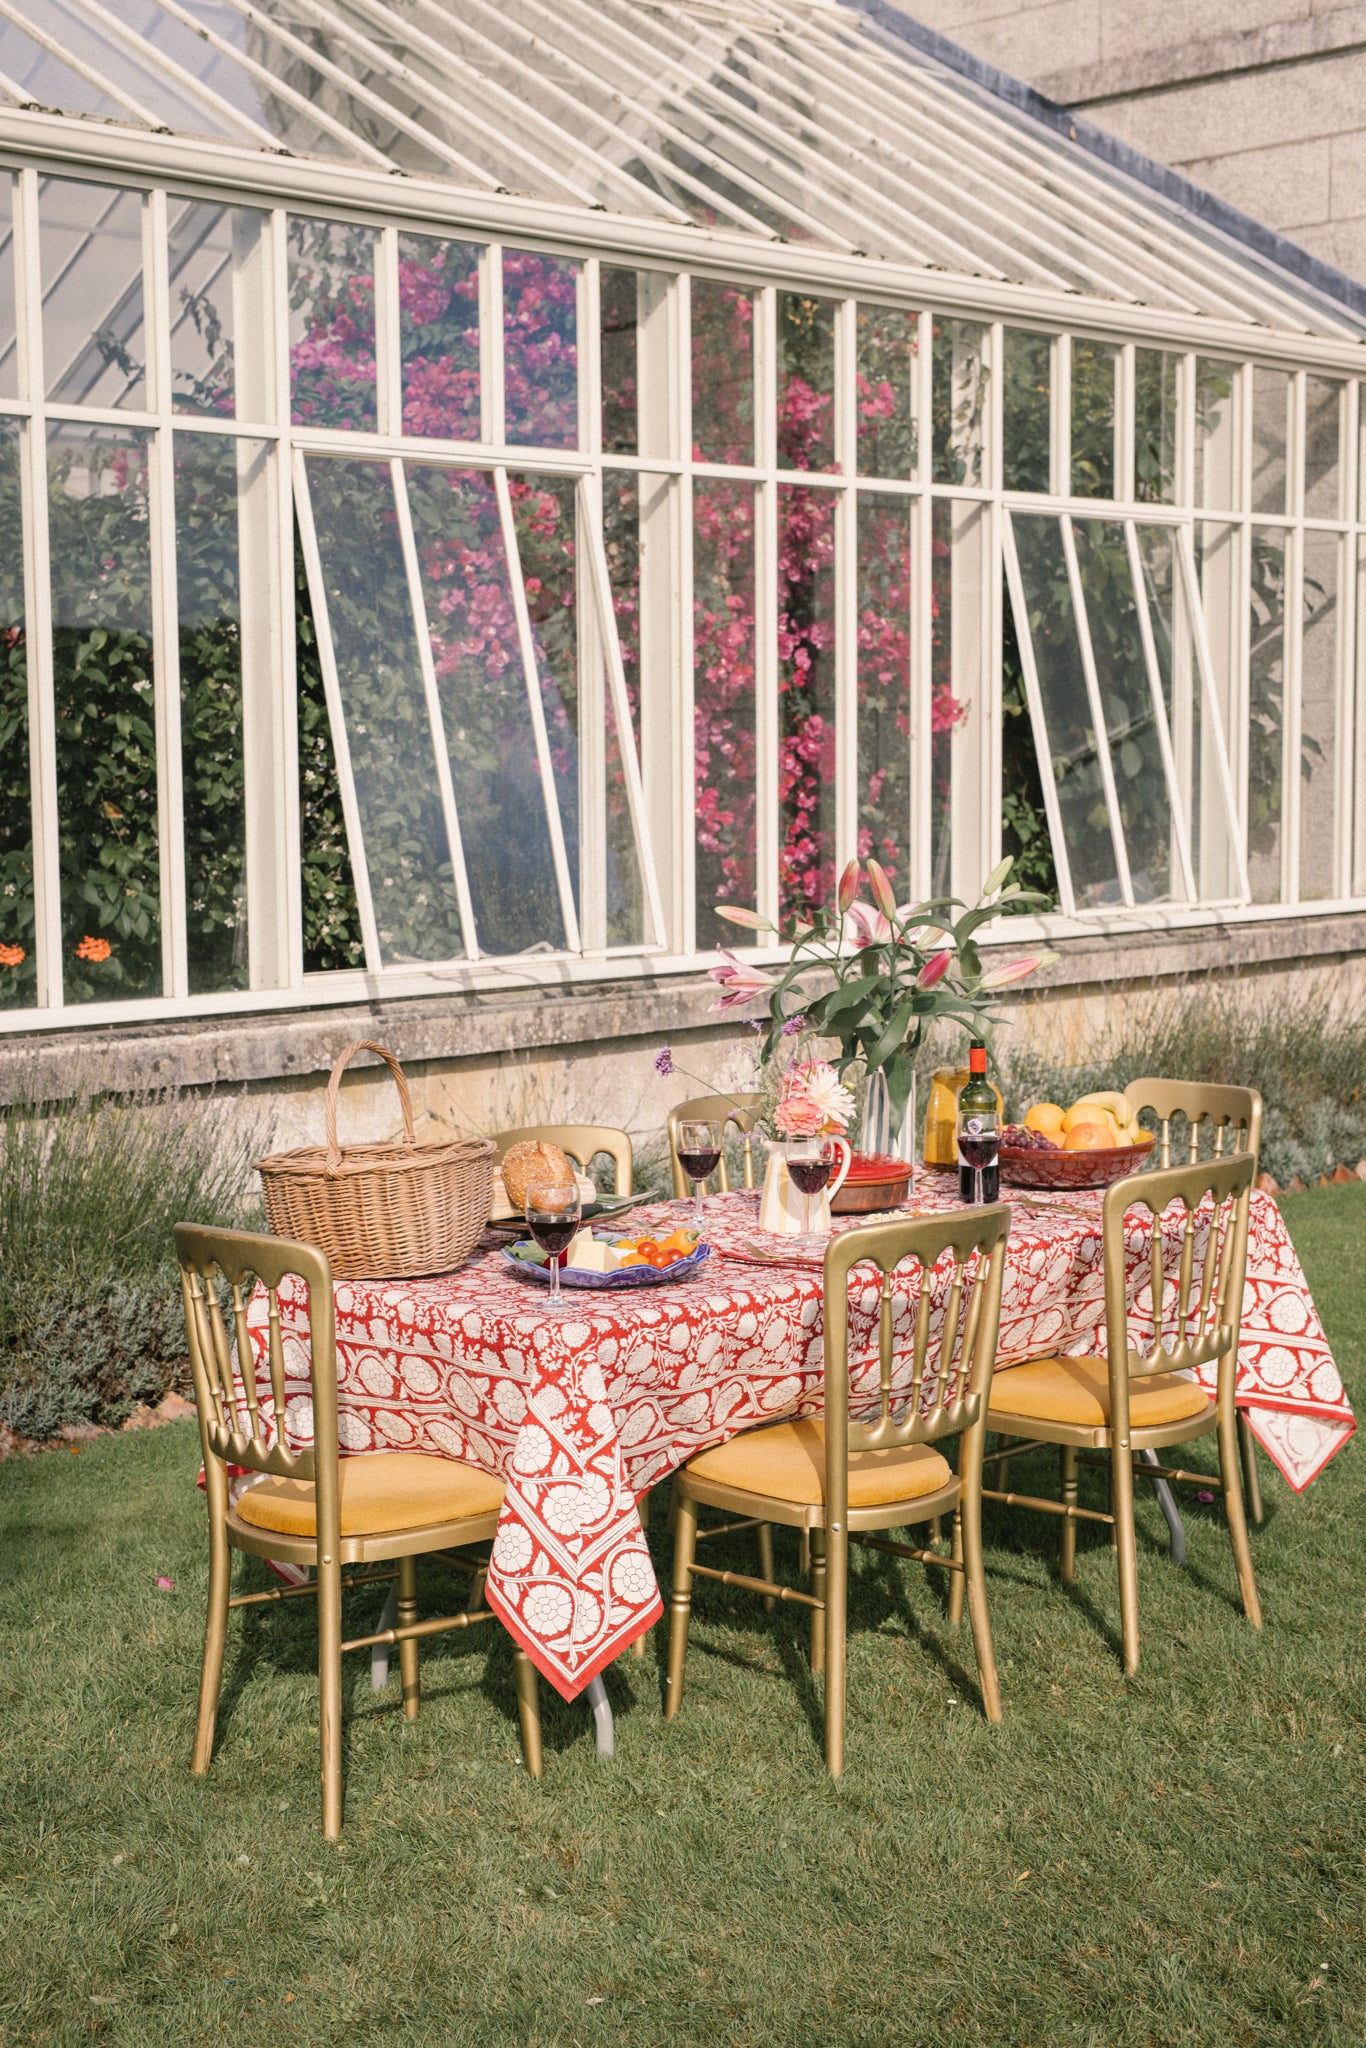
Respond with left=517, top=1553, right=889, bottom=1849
left=1192, top=521, right=1244, bottom=902
left=296, top=525, right=365, bottom=974
left=932, top=319, right=986, bottom=487
left=1303, top=378, right=1342, bottom=520
left=41, top=179, right=145, bottom=410
left=1195, top=360, right=1239, bottom=512
left=1134, top=349, right=1179, bottom=505
left=778, top=293, right=836, bottom=473
left=167, top=200, right=266, bottom=420
left=406, top=464, right=568, bottom=954
left=176, top=435, right=266, bottom=994
left=856, top=495, right=911, bottom=894
left=778, top=484, right=836, bottom=920
left=1000, top=550, right=1059, bottom=909
left=856, top=304, right=917, bottom=480
left=1002, top=329, right=1050, bottom=494
left=1072, top=520, right=1175, bottom=903
left=692, top=279, right=754, bottom=465
left=694, top=478, right=756, bottom=948
left=1299, top=530, right=1340, bottom=901
left=932, top=499, right=989, bottom=902
left=503, top=249, right=578, bottom=449
left=508, top=474, right=579, bottom=924
left=289, top=217, right=377, bottom=431
left=1248, top=524, right=1288, bottom=902
left=49, top=426, right=159, bottom=1002
left=0, top=175, right=16, bottom=402
left=1010, top=513, right=1121, bottom=908
left=0, top=422, right=31, bottom=1006
left=0, top=14, right=128, bottom=121
left=601, top=267, right=638, bottom=458
left=303, top=457, right=465, bottom=964
left=398, top=234, right=480, bottom=441
left=1251, top=367, right=1291, bottom=516
left=1071, top=340, right=1116, bottom=500
left=602, top=472, right=652, bottom=946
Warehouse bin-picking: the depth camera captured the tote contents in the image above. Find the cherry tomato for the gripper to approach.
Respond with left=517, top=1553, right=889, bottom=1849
left=635, top=1240, right=659, bottom=1259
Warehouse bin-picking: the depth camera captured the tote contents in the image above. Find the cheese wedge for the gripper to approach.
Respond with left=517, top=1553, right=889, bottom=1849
left=564, top=1229, right=624, bottom=1274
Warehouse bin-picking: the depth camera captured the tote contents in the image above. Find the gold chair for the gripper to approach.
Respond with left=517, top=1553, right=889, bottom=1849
left=1125, top=1078, right=1265, bottom=1522
left=667, top=1092, right=762, bottom=1197
left=495, top=1122, right=633, bottom=1196
left=176, top=1224, right=542, bottom=1838
left=983, top=1153, right=1261, bottom=1675
left=665, top=1206, right=1011, bottom=1774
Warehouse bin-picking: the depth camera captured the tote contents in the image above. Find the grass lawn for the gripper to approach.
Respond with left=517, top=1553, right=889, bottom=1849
left=1, top=1186, right=1363, bottom=2048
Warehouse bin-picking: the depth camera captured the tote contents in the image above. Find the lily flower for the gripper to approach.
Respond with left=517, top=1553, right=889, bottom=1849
left=844, top=901, right=893, bottom=948
left=708, top=950, right=779, bottom=1012
left=917, top=949, right=953, bottom=989
left=836, top=860, right=862, bottom=914
left=866, top=859, right=898, bottom=919
left=715, top=904, right=775, bottom=932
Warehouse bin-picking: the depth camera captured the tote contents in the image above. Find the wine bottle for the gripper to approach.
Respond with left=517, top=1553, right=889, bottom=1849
left=957, top=1040, right=1000, bottom=1204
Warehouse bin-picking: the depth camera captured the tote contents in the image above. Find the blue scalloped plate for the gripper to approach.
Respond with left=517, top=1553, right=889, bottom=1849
left=501, top=1240, right=711, bottom=1290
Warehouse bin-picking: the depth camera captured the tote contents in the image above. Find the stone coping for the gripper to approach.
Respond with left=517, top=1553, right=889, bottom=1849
left=0, top=909, right=1362, bottom=1104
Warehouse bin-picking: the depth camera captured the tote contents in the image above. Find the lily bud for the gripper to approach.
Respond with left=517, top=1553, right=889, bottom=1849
left=917, top=949, right=952, bottom=989
left=836, top=860, right=862, bottom=915
left=866, top=859, right=897, bottom=919
left=714, top=904, right=774, bottom=932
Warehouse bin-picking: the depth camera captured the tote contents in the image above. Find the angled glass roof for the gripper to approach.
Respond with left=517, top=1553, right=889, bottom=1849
left=1, top=0, right=1361, bottom=338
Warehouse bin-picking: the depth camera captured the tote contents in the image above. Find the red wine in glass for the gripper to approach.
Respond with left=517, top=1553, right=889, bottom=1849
left=787, top=1156, right=834, bottom=1197
left=957, top=1134, right=1000, bottom=1205
left=677, top=1119, right=723, bottom=1226
left=676, top=1145, right=721, bottom=1182
left=524, top=1181, right=581, bottom=1307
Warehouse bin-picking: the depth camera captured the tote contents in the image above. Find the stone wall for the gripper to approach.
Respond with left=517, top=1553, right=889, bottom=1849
left=0, top=911, right=1361, bottom=1168
left=907, top=0, right=1366, bottom=281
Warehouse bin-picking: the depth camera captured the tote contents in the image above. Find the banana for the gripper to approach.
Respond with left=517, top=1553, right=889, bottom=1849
left=1070, top=1090, right=1135, bottom=1131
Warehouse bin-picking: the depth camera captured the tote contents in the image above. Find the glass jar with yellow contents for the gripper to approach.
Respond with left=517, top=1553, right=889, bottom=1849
left=923, top=1066, right=1004, bottom=1169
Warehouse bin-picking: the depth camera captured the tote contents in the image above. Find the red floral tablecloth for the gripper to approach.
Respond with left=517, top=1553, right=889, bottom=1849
left=243, top=1186, right=1352, bottom=1699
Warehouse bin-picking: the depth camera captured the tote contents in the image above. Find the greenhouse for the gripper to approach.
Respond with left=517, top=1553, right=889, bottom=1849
left=0, top=0, right=1364, bottom=1035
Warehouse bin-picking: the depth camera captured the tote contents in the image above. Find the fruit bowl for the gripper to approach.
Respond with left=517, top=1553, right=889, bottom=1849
left=999, top=1132, right=1154, bottom=1191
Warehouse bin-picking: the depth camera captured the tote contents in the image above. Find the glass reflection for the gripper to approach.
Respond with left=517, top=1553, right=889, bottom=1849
left=1251, top=367, right=1291, bottom=516
left=932, top=319, right=986, bottom=486
left=856, top=305, right=917, bottom=478
left=857, top=495, right=912, bottom=895
left=1195, top=360, right=1238, bottom=511
left=0, top=176, right=15, bottom=401
left=778, top=484, right=836, bottom=920
left=1303, top=378, right=1342, bottom=519
left=40, top=179, right=145, bottom=410
left=692, top=281, right=754, bottom=465
left=693, top=478, right=757, bottom=949
left=289, top=218, right=377, bottom=431
left=1247, top=524, right=1287, bottom=902
left=168, top=201, right=267, bottom=419
left=49, top=426, right=159, bottom=1001
left=601, top=268, right=638, bottom=458
left=303, top=456, right=465, bottom=964
left=0, top=423, right=31, bottom=1006
left=406, top=465, right=568, bottom=954
left=1299, top=530, right=1339, bottom=901
left=1071, top=340, right=1116, bottom=499
left=778, top=295, right=836, bottom=472
left=399, top=234, right=480, bottom=441
left=599, top=474, right=653, bottom=946
left=1135, top=349, right=1179, bottom=504
left=1002, top=329, right=1049, bottom=493
left=1009, top=514, right=1121, bottom=908
left=504, top=249, right=578, bottom=448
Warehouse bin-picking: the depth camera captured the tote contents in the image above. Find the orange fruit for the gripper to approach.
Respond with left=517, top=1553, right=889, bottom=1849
left=1063, top=1122, right=1111, bottom=1152
left=1024, top=1103, right=1066, bottom=1137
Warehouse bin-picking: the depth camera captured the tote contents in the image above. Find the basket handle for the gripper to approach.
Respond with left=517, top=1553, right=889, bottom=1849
left=324, top=1041, right=416, bottom=1170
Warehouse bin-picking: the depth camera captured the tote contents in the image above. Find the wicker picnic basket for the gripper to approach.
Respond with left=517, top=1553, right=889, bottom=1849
left=255, top=1041, right=494, bottom=1279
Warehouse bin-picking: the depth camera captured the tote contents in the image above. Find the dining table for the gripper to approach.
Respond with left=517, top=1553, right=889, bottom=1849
left=238, top=1177, right=1354, bottom=1745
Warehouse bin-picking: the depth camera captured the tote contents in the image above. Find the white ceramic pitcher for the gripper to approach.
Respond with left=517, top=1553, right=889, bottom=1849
left=758, top=1136, right=853, bottom=1236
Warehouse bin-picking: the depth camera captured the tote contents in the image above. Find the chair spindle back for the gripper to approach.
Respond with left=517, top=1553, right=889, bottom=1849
left=1101, top=1155, right=1254, bottom=1395
left=1124, top=1078, right=1262, bottom=1173
left=668, top=1094, right=762, bottom=1196
left=494, top=1124, right=633, bottom=1197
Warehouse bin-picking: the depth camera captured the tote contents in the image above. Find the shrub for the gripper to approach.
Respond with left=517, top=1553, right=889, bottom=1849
left=0, top=1085, right=267, bottom=1438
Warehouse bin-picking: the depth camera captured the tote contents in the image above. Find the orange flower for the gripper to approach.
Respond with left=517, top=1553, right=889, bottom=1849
left=75, top=935, right=112, bottom=963
left=0, top=943, right=23, bottom=968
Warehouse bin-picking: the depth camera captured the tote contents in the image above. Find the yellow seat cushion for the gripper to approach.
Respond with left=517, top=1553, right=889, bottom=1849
left=988, top=1356, right=1210, bottom=1430
left=687, top=1418, right=953, bottom=1508
left=234, top=1452, right=504, bottom=1538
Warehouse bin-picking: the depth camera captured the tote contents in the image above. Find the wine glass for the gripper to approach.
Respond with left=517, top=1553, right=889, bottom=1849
left=785, top=1136, right=836, bottom=1238
left=676, top=1118, right=722, bottom=1228
left=524, top=1179, right=581, bottom=1310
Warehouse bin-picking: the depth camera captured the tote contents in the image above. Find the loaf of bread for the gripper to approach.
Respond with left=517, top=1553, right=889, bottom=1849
left=499, top=1139, right=578, bottom=1208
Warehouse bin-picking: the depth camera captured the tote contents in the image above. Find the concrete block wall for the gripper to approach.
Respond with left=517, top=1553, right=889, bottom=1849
left=908, top=0, right=1366, bottom=282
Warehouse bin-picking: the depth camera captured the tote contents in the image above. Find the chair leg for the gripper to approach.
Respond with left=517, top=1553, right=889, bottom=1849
left=1237, top=1412, right=1265, bottom=1527
left=317, top=1557, right=344, bottom=1840
left=664, top=1492, right=699, bottom=1720
left=960, top=1484, right=1002, bottom=1725
left=1219, top=1407, right=1264, bottom=1630
left=1059, top=1445, right=1078, bottom=1587
left=513, top=1647, right=543, bottom=1778
left=397, top=1554, right=421, bottom=1721
left=757, top=1522, right=776, bottom=1613
left=822, top=1522, right=849, bottom=1776
left=191, top=1522, right=232, bottom=1775
left=946, top=1505, right=965, bottom=1627
left=1111, top=1448, right=1140, bottom=1677
left=808, top=1527, right=827, bottom=1675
